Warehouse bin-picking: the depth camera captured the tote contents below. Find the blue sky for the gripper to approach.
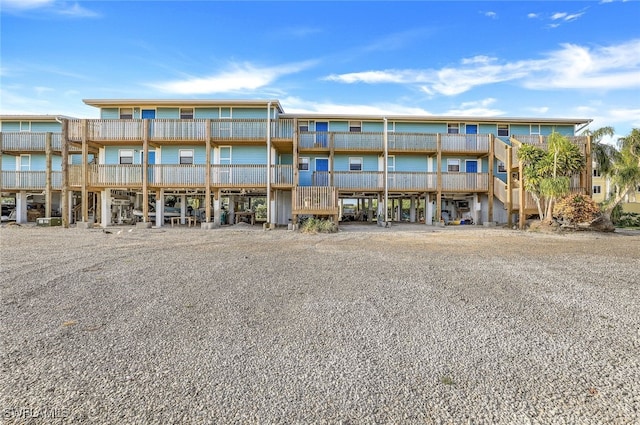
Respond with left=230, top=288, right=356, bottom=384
left=1, top=0, right=639, bottom=141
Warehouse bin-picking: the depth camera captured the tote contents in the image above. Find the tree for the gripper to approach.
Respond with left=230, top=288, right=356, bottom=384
left=584, top=126, right=616, bottom=175
left=602, top=128, right=640, bottom=218
left=517, top=132, right=586, bottom=223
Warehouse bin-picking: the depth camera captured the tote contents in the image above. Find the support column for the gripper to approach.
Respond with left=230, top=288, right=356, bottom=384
left=101, top=188, right=111, bottom=228
left=426, top=193, right=433, bottom=225
left=45, top=132, right=53, bottom=218
left=585, top=135, right=592, bottom=196
left=61, top=119, right=69, bottom=228
left=488, top=134, right=494, bottom=223
left=16, top=191, right=27, bottom=224
left=506, top=145, right=513, bottom=228
left=367, top=198, right=373, bottom=222
left=142, top=119, right=149, bottom=223
left=180, top=194, right=187, bottom=224
left=436, top=134, right=442, bottom=223
left=518, top=158, right=526, bottom=230
left=409, top=197, right=416, bottom=222
left=81, top=120, right=89, bottom=222
left=156, top=190, right=164, bottom=227
left=205, top=119, right=211, bottom=222
left=213, top=190, right=221, bottom=225
left=228, top=195, right=235, bottom=225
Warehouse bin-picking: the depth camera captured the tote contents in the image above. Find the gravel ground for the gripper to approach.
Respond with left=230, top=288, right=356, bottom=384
left=1, top=223, right=639, bottom=424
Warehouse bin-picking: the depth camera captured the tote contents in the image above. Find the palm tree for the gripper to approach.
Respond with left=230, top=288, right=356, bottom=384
left=517, top=132, right=586, bottom=223
left=602, top=128, right=640, bottom=218
left=584, top=126, right=616, bottom=175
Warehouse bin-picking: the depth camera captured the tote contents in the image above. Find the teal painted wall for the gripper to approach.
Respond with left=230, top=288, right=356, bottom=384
left=329, top=121, right=348, bottom=132
left=394, top=155, right=428, bottom=172
left=105, top=146, right=141, bottom=164
left=333, top=154, right=378, bottom=172
left=195, top=108, right=218, bottom=119
left=480, top=124, right=496, bottom=134
left=162, top=146, right=207, bottom=164
left=1, top=121, right=61, bottom=132
left=224, top=146, right=267, bottom=164
left=157, top=108, right=179, bottom=119
left=232, top=108, right=268, bottom=119
left=363, top=121, right=384, bottom=132
left=3, top=155, right=16, bottom=169
left=100, top=108, right=119, bottom=119
left=279, top=153, right=293, bottom=165
left=395, top=122, right=445, bottom=133
left=510, top=124, right=531, bottom=135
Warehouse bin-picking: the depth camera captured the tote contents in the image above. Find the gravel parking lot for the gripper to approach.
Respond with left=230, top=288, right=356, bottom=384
left=1, top=223, right=639, bottom=424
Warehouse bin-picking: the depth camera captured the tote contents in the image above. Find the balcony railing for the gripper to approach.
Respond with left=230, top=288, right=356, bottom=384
left=1, top=171, right=62, bottom=190
left=388, top=172, right=437, bottom=191
left=442, top=172, right=489, bottom=191
left=330, top=171, right=383, bottom=189
left=151, top=120, right=207, bottom=141
left=310, top=171, right=488, bottom=191
left=441, top=134, right=490, bottom=152
left=90, top=164, right=143, bottom=186
left=388, top=133, right=438, bottom=151
left=333, top=133, right=384, bottom=151
left=0, top=132, right=67, bottom=151
left=293, top=186, right=338, bottom=214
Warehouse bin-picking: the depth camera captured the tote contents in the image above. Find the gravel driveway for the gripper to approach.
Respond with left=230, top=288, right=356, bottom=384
left=1, top=224, right=639, bottom=424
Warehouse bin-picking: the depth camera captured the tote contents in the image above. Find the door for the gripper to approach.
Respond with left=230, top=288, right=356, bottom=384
left=466, top=124, right=478, bottom=150
left=315, top=122, right=328, bottom=148
left=387, top=155, right=395, bottom=190
left=466, top=160, right=478, bottom=190
left=142, top=109, right=155, bottom=138
left=144, top=151, right=156, bottom=183
left=315, top=158, right=329, bottom=186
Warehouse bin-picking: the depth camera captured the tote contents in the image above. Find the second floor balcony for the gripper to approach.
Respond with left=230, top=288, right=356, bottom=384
left=1, top=170, right=62, bottom=190
left=0, top=132, right=79, bottom=152
left=311, top=171, right=489, bottom=192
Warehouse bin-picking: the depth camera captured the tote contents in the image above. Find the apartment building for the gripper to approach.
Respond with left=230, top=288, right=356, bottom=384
left=1, top=99, right=592, bottom=227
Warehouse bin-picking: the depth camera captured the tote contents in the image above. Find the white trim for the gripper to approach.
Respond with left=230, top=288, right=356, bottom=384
left=219, top=146, right=232, bottom=164
left=387, top=155, right=395, bottom=172
left=465, top=159, right=479, bottom=173
left=298, top=157, right=310, bottom=171
left=119, top=149, right=134, bottom=165
left=349, top=157, right=363, bottom=171
left=447, top=159, right=460, bottom=172
left=19, top=121, right=31, bottom=132
left=497, top=123, right=510, bottom=137
left=18, top=154, right=31, bottom=171
left=179, top=149, right=194, bottom=165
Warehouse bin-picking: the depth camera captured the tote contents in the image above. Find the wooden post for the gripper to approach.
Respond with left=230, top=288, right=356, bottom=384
left=61, top=119, right=69, bottom=228
left=519, top=158, right=526, bottom=230
left=142, top=119, right=149, bottom=223
left=506, top=145, right=513, bottom=228
left=436, top=134, right=442, bottom=223
left=585, top=135, right=592, bottom=196
left=45, top=132, right=52, bottom=218
left=205, top=119, right=211, bottom=222
left=292, top=118, right=298, bottom=223
left=329, top=133, right=334, bottom=187
left=488, top=134, right=494, bottom=223
left=0, top=132, right=3, bottom=192
left=81, top=120, right=89, bottom=222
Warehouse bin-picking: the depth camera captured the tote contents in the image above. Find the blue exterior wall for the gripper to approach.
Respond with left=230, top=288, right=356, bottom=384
left=1, top=121, right=61, bottom=132
left=105, top=146, right=141, bottom=164
left=157, top=108, right=178, bottom=119
left=333, top=154, right=378, bottom=172
left=394, top=155, right=428, bottom=172
left=394, top=122, right=446, bottom=133
left=100, top=108, right=119, bottom=119
left=162, top=146, right=207, bottom=164
left=362, top=121, right=384, bottom=132
left=224, top=145, right=267, bottom=164
left=279, top=153, right=293, bottom=165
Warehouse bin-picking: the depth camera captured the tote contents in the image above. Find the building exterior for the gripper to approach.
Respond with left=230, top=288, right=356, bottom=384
left=1, top=99, right=593, bottom=227
left=592, top=164, right=640, bottom=214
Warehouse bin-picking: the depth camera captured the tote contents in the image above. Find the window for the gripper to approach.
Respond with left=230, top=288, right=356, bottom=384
left=530, top=124, right=541, bottom=135
left=349, top=157, right=363, bottom=171
left=19, top=121, right=31, bottom=132
left=349, top=121, right=362, bottom=132
left=19, top=154, right=31, bottom=171
left=119, top=149, right=134, bottom=164
left=447, top=159, right=460, bottom=172
left=447, top=123, right=460, bottom=134
left=593, top=185, right=602, bottom=194
left=120, top=108, right=133, bottom=119
left=298, top=157, right=309, bottom=171
left=593, top=169, right=601, bottom=177
left=298, top=121, right=309, bottom=132
left=179, top=149, right=194, bottom=165
left=180, top=108, right=194, bottom=119
left=497, top=161, right=507, bottom=173
left=497, top=124, right=509, bottom=137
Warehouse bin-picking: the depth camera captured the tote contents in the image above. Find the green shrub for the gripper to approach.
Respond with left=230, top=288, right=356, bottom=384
left=615, top=212, right=640, bottom=228
left=300, top=217, right=338, bottom=234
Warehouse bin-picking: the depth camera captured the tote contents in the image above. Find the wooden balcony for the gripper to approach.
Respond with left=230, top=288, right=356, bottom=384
left=0, top=132, right=79, bottom=152
left=311, top=171, right=488, bottom=192
left=67, top=164, right=293, bottom=189
left=67, top=118, right=295, bottom=144
left=292, top=186, right=338, bottom=216
left=299, top=131, right=491, bottom=153
left=1, top=171, right=62, bottom=190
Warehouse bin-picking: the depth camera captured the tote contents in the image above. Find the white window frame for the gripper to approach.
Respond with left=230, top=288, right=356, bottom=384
left=349, top=121, right=362, bottom=133
left=218, top=146, right=232, bottom=164
left=593, top=185, right=602, bottom=194
left=387, top=155, right=395, bottom=172
left=19, top=154, right=31, bottom=171
left=447, top=123, right=460, bottom=134
left=179, top=149, right=194, bottom=165
left=530, top=124, right=541, bottom=135
left=593, top=169, right=601, bottom=177
left=119, top=149, right=134, bottom=165
left=349, top=157, right=363, bottom=171
left=497, top=161, right=507, bottom=173
left=19, top=121, right=31, bottom=132
left=180, top=108, right=194, bottom=119
left=298, top=157, right=309, bottom=171
left=298, top=121, right=309, bottom=132
left=497, top=124, right=509, bottom=137
left=119, top=108, right=133, bottom=119
left=447, top=159, right=460, bottom=172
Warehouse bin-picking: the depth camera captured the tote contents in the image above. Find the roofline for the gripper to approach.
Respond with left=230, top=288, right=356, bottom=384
left=0, top=114, right=76, bottom=121
left=82, top=99, right=285, bottom=113
left=281, top=113, right=592, bottom=125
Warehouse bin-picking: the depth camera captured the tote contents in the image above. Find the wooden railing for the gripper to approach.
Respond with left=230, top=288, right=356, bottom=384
left=293, top=186, right=338, bottom=214
left=271, top=164, right=293, bottom=186
left=0, top=171, right=63, bottom=190
left=90, top=164, right=143, bottom=186
left=441, top=173, right=489, bottom=191
left=0, top=133, right=67, bottom=151
left=388, top=133, right=437, bottom=151
left=332, top=132, right=383, bottom=150
left=441, top=134, right=490, bottom=152
left=329, top=171, right=383, bottom=189
left=388, top=172, right=437, bottom=191
left=148, top=165, right=206, bottom=186
left=151, top=120, right=207, bottom=141
left=494, top=177, right=508, bottom=204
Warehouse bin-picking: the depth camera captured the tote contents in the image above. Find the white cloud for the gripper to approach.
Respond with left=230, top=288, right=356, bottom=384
left=445, top=98, right=505, bottom=117
left=0, top=0, right=99, bottom=17
left=150, top=61, right=316, bottom=94
left=527, top=13, right=539, bottom=18
left=0, top=0, right=53, bottom=10
left=324, top=39, right=640, bottom=95
left=484, top=11, right=497, bottom=19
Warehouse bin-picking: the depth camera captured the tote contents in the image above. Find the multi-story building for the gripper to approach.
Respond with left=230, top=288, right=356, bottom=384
left=592, top=164, right=640, bottom=214
left=1, top=99, right=593, bottom=228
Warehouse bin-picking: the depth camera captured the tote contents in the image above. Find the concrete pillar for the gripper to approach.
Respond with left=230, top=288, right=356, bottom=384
left=16, top=191, right=27, bottom=224
left=409, top=197, right=416, bottom=222
left=156, top=190, right=164, bottom=227
left=426, top=193, right=433, bottom=225
left=101, top=189, right=111, bottom=228
left=180, top=194, right=187, bottom=224
left=228, top=195, right=235, bottom=225
left=367, top=198, right=373, bottom=222
left=213, top=195, right=221, bottom=226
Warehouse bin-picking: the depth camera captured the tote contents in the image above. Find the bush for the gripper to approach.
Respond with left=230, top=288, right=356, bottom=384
left=553, top=194, right=601, bottom=224
left=615, top=212, right=640, bottom=228
left=300, top=217, right=338, bottom=234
